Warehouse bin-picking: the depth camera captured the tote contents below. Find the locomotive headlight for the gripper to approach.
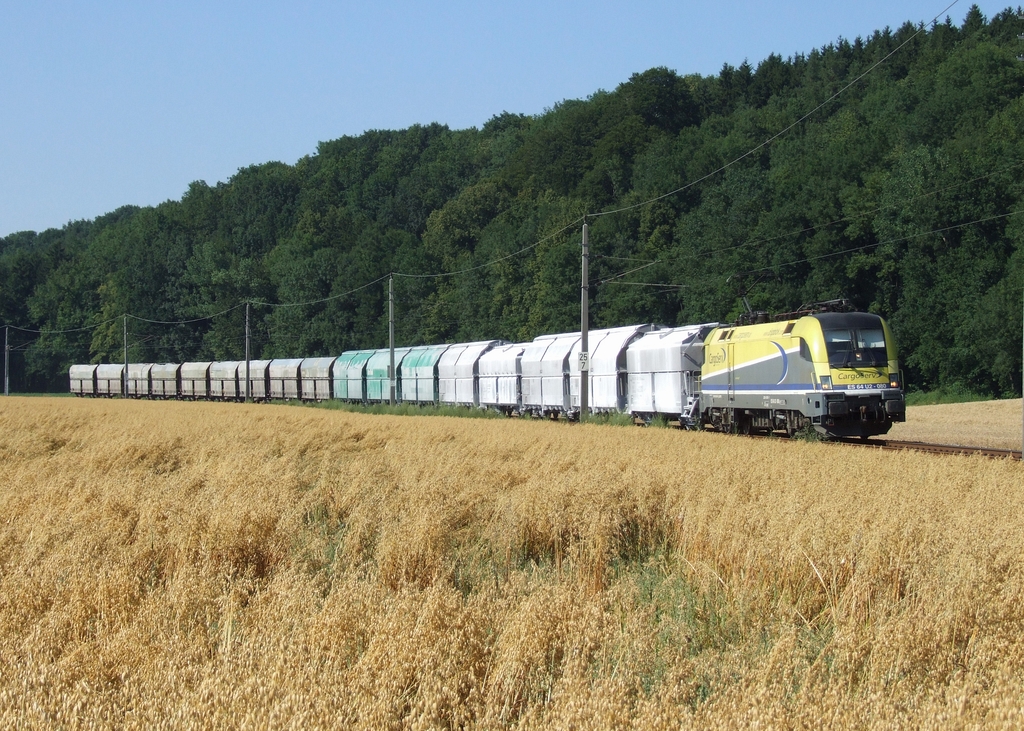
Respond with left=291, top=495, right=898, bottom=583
left=889, top=373, right=900, bottom=389
left=820, top=375, right=832, bottom=390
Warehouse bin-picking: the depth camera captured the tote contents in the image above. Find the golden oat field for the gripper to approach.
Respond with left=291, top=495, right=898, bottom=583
left=1, top=397, right=1023, bottom=729
left=888, top=398, right=1023, bottom=450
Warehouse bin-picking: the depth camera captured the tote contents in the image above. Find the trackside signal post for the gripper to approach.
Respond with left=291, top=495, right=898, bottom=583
left=580, top=220, right=589, bottom=421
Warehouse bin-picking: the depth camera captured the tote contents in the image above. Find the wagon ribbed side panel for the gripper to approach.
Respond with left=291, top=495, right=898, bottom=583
left=399, top=345, right=450, bottom=404
left=569, top=325, right=655, bottom=412
left=539, top=334, right=578, bottom=413
left=95, top=364, right=125, bottom=397
left=626, top=324, right=719, bottom=417
left=125, top=363, right=154, bottom=398
left=437, top=345, right=469, bottom=406
left=69, top=364, right=98, bottom=396
left=300, top=357, right=336, bottom=401
left=268, top=359, right=304, bottom=400
left=452, top=340, right=504, bottom=407
left=520, top=335, right=558, bottom=411
left=334, top=351, right=374, bottom=402
left=210, top=361, right=242, bottom=400
left=180, top=362, right=213, bottom=399
left=478, top=343, right=525, bottom=410
left=365, top=348, right=411, bottom=403
left=150, top=364, right=181, bottom=399
left=245, top=360, right=272, bottom=400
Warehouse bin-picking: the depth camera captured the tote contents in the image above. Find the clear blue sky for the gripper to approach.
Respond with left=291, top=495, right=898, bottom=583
left=0, top=0, right=1011, bottom=237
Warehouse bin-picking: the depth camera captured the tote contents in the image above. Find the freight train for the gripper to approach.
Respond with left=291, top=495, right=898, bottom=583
left=68, top=307, right=906, bottom=439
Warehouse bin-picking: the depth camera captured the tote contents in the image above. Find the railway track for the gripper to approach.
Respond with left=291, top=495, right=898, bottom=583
left=735, top=430, right=1022, bottom=460
left=837, top=438, right=1022, bottom=460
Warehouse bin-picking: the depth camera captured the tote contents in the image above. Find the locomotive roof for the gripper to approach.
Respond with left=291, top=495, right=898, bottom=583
left=809, top=312, right=885, bottom=329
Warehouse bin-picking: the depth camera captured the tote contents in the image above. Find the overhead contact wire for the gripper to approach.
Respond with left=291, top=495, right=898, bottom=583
left=252, top=274, right=392, bottom=309
left=393, top=216, right=584, bottom=280
left=735, top=209, right=1024, bottom=277
left=600, top=210, right=1024, bottom=291
left=128, top=304, right=245, bottom=325
left=588, top=0, right=962, bottom=220
left=5, top=316, right=123, bottom=335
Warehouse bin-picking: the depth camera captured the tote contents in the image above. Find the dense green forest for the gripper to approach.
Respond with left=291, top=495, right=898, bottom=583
left=3, top=6, right=1024, bottom=395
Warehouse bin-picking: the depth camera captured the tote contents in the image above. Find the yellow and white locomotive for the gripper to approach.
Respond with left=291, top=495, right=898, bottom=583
left=699, top=310, right=905, bottom=438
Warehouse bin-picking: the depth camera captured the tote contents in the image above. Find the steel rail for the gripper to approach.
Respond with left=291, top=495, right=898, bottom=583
left=836, top=438, right=1022, bottom=461
left=728, top=430, right=1022, bottom=461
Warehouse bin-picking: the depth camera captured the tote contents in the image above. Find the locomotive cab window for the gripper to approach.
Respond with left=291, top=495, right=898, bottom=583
left=823, top=328, right=887, bottom=368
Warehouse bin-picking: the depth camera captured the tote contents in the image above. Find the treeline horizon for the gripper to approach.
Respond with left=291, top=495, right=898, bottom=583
left=3, top=5, right=1024, bottom=396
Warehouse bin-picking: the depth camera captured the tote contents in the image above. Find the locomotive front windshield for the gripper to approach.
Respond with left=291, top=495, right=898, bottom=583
left=823, top=328, right=888, bottom=368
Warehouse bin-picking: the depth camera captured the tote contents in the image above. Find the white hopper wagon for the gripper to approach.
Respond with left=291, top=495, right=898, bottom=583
left=69, top=364, right=98, bottom=396
left=95, top=363, right=125, bottom=397
left=244, top=360, right=272, bottom=401
left=437, top=340, right=504, bottom=407
left=151, top=363, right=181, bottom=398
left=300, top=357, right=335, bottom=401
left=210, top=361, right=242, bottom=400
left=180, top=362, right=212, bottom=399
left=269, top=359, right=304, bottom=400
left=520, top=333, right=578, bottom=417
left=626, top=323, right=719, bottom=425
left=126, top=363, right=155, bottom=398
left=478, top=343, right=526, bottom=414
left=569, top=325, right=656, bottom=414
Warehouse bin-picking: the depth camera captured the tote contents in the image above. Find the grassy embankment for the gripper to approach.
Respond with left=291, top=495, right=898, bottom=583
left=1, top=397, right=1023, bottom=729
